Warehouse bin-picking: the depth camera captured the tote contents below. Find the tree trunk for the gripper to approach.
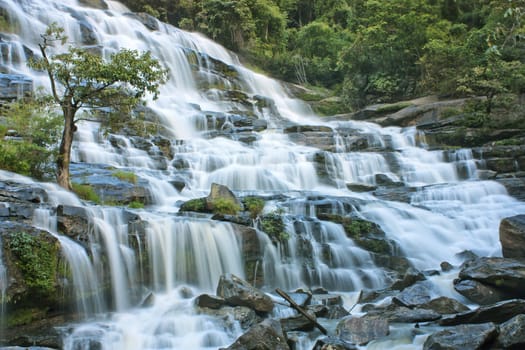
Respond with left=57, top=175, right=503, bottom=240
left=56, top=105, right=76, bottom=190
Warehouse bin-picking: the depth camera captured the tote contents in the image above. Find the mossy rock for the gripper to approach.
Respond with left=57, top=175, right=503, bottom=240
left=179, top=197, right=209, bottom=213
left=3, top=229, right=64, bottom=305
left=259, top=213, right=289, bottom=244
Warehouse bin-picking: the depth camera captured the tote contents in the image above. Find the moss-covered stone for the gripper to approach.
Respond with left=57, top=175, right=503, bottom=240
left=179, top=197, right=209, bottom=213
left=259, top=213, right=289, bottom=244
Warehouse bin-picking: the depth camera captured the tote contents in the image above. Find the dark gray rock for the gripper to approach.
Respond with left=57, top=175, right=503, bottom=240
left=499, top=215, right=525, bottom=259
left=393, top=282, right=433, bottom=308
left=366, top=304, right=441, bottom=323
left=423, top=322, right=497, bottom=350
left=419, top=297, right=469, bottom=315
left=56, top=205, right=89, bottom=240
left=312, top=336, right=357, bottom=350
left=216, top=273, right=274, bottom=313
left=336, top=315, right=389, bottom=345
left=198, top=305, right=259, bottom=330
left=195, top=294, right=226, bottom=309
left=495, top=314, right=525, bottom=349
left=457, top=257, right=525, bottom=299
left=453, top=279, right=512, bottom=305
left=327, top=305, right=350, bottom=319
left=220, top=319, right=289, bottom=350
left=280, top=310, right=317, bottom=332
left=440, top=299, right=525, bottom=326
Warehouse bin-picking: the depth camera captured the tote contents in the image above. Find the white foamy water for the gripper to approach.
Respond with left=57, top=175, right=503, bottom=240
left=1, top=1, right=525, bottom=349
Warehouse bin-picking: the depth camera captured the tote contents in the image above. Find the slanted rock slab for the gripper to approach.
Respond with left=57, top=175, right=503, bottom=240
left=423, top=322, right=497, bottom=350
left=216, top=273, right=274, bottom=313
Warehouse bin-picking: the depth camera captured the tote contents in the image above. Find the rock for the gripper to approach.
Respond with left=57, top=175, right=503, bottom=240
left=440, top=261, right=454, bottom=272
left=280, top=310, right=317, bottom=332
left=311, top=293, right=343, bottom=307
left=390, top=268, right=426, bottom=291
left=420, top=297, right=469, bottom=315
left=0, top=74, right=33, bottom=101
left=440, top=299, right=525, bottom=326
left=198, top=305, right=259, bottom=330
left=56, top=205, right=89, bottom=241
left=453, top=279, right=511, bottom=305
left=499, top=215, right=525, bottom=259
left=195, top=294, right=226, bottom=309
left=312, top=336, right=358, bottom=350
left=393, top=282, right=433, bottom=308
left=327, top=305, right=350, bottom=319
left=456, top=257, right=525, bottom=299
left=207, top=183, right=243, bottom=212
left=284, top=291, right=312, bottom=307
left=336, top=315, right=389, bottom=345
left=216, top=273, right=274, bottom=313
left=495, top=314, right=525, bottom=349
left=366, top=304, right=441, bottom=323
left=78, top=0, right=108, bottom=9
left=423, top=322, right=497, bottom=350
left=220, top=319, right=289, bottom=350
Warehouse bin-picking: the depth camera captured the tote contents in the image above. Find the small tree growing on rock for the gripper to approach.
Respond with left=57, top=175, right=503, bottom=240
left=28, top=23, right=168, bottom=189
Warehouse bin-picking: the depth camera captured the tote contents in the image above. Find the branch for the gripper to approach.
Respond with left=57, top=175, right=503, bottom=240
left=38, top=42, right=61, bottom=104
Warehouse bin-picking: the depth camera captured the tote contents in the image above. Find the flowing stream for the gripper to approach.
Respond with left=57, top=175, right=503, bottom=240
left=1, top=1, right=525, bottom=349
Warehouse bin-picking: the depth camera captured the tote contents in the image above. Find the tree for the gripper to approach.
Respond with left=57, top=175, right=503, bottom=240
left=28, top=24, right=168, bottom=190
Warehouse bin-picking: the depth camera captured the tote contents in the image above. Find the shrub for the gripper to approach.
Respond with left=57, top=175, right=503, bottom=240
left=71, top=183, right=100, bottom=203
left=243, top=197, right=265, bottom=218
left=112, top=170, right=138, bottom=184
left=0, top=141, right=54, bottom=179
left=128, top=200, right=145, bottom=209
left=260, top=212, right=289, bottom=243
left=212, top=197, right=241, bottom=215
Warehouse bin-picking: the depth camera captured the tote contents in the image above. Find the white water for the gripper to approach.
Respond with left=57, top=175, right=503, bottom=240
left=1, top=1, right=525, bottom=349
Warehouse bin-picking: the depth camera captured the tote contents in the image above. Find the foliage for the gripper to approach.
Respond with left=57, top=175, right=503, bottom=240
left=112, top=170, right=138, bottom=184
left=243, top=196, right=265, bottom=218
left=5, top=231, right=60, bottom=298
left=128, top=200, right=145, bottom=209
left=260, top=212, right=289, bottom=243
left=28, top=23, right=168, bottom=189
left=71, top=183, right=100, bottom=203
left=211, top=197, right=241, bottom=215
left=0, top=98, right=61, bottom=179
left=180, top=197, right=207, bottom=212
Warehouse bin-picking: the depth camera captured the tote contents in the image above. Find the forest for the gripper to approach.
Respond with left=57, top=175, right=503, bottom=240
left=120, top=0, right=525, bottom=110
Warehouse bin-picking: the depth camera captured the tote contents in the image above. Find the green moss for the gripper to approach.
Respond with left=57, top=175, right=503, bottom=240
left=343, top=219, right=373, bottom=238
left=5, top=232, right=60, bottom=298
left=180, top=197, right=208, bottom=212
left=375, top=101, right=414, bottom=113
left=112, top=170, right=138, bottom=184
left=211, top=197, right=241, bottom=215
left=128, top=200, right=145, bottom=209
left=6, top=307, right=48, bottom=327
left=260, top=213, right=289, bottom=243
left=243, top=197, right=265, bottom=219
left=71, top=183, right=100, bottom=203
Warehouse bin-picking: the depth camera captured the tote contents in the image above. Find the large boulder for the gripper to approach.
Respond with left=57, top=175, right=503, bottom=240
left=423, top=322, right=498, bottom=350
left=494, top=314, right=525, bottom=349
left=453, top=279, right=511, bottom=305
left=336, top=315, right=389, bottom=346
left=499, top=215, right=525, bottom=259
left=312, top=336, right=357, bottom=350
left=220, top=319, right=289, bottom=350
left=216, top=273, right=274, bottom=313
left=207, top=183, right=243, bottom=212
left=440, top=299, right=525, bottom=326
left=455, top=257, right=525, bottom=300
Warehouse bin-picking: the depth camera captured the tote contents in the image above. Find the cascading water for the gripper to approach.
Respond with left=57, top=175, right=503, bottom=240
left=1, top=1, right=525, bottom=349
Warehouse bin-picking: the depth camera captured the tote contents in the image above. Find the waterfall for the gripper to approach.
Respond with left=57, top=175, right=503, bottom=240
left=1, top=1, right=525, bottom=349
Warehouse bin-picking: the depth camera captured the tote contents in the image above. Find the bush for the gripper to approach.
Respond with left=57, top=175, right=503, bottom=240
left=112, top=170, right=138, bottom=184
left=0, top=141, right=54, bottom=179
left=243, top=197, right=265, bottom=218
left=212, top=197, right=241, bottom=215
left=71, top=183, right=100, bottom=203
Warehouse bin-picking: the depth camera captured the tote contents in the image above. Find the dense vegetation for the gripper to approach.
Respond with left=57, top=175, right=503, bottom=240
left=121, top=0, right=525, bottom=109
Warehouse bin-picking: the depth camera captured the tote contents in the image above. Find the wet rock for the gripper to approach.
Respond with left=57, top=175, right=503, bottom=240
left=285, top=291, right=312, bottom=307
left=453, top=279, right=511, bottom=305
left=220, top=319, right=289, bottom=350
left=280, top=310, right=317, bottom=332
left=366, top=304, right=441, bottom=323
left=494, top=314, right=525, bottom=349
left=312, top=336, right=358, bottom=350
left=0, top=74, right=33, bottom=101
left=393, top=282, right=433, bottom=308
left=327, top=305, right=350, bottom=319
left=198, top=305, right=259, bottom=330
left=336, top=315, right=389, bottom=345
left=420, top=297, right=469, bottom=315
left=125, top=12, right=159, bottom=31
left=374, top=174, right=403, bottom=187
left=456, top=257, right=525, bottom=299
left=311, top=293, right=343, bottom=307
left=56, top=205, right=89, bottom=240
left=207, top=183, right=243, bottom=211
left=216, top=273, right=274, bottom=313
left=423, top=322, right=497, bottom=350
left=390, top=268, right=426, bottom=291
left=440, top=299, right=525, bottom=326
left=440, top=261, right=454, bottom=272
left=195, top=294, right=226, bottom=309
left=499, top=215, right=525, bottom=259
left=78, top=0, right=108, bottom=9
